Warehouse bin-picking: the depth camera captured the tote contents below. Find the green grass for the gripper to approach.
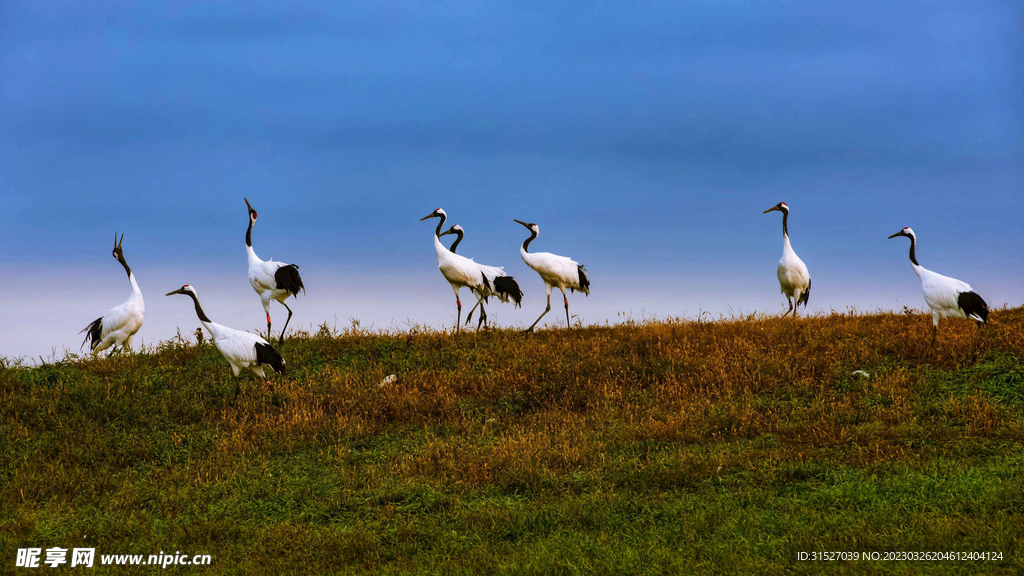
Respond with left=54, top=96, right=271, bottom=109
left=2, top=309, right=1023, bottom=574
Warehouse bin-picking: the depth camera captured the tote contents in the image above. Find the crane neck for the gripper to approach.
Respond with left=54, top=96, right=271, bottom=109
left=432, top=232, right=450, bottom=260
left=184, top=291, right=212, bottom=323
left=433, top=213, right=447, bottom=238
left=781, top=210, right=789, bottom=238
left=907, top=235, right=919, bottom=267
left=522, top=229, right=538, bottom=253
left=246, top=218, right=254, bottom=248
left=127, top=272, right=142, bottom=300
left=113, top=251, right=131, bottom=278
left=246, top=244, right=261, bottom=265
left=430, top=214, right=450, bottom=261
left=448, top=229, right=464, bottom=253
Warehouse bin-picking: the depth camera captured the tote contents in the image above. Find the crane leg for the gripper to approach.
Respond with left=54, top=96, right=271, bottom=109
left=468, top=290, right=488, bottom=329
left=228, top=364, right=242, bottom=401
left=456, top=297, right=462, bottom=333
left=278, top=301, right=294, bottom=345
left=782, top=298, right=793, bottom=317
left=525, top=292, right=552, bottom=333
left=560, top=287, right=570, bottom=328
left=465, top=298, right=482, bottom=326
left=478, top=302, right=488, bottom=330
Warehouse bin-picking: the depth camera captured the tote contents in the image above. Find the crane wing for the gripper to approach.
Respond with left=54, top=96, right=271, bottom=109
left=212, top=326, right=266, bottom=366
left=525, top=251, right=582, bottom=288
left=249, top=260, right=288, bottom=293
left=100, top=299, right=144, bottom=340
left=439, top=253, right=488, bottom=289
left=920, top=269, right=972, bottom=313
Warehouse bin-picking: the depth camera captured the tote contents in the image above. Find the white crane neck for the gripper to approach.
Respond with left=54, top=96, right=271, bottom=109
left=432, top=231, right=456, bottom=261
left=127, top=272, right=143, bottom=300
left=520, top=244, right=538, bottom=265
left=433, top=233, right=451, bottom=261
left=246, top=244, right=262, bottom=265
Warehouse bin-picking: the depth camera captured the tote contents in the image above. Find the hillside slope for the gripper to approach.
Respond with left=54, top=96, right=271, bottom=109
left=2, top=309, right=1023, bottom=574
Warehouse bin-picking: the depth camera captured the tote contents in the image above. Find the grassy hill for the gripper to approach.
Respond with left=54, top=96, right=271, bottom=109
left=2, top=309, right=1023, bottom=574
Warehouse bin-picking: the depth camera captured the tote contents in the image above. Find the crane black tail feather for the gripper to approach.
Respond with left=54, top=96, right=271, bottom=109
left=958, top=291, right=989, bottom=324
left=493, top=276, right=523, bottom=307
left=480, top=272, right=491, bottom=304
left=255, top=342, right=286, bottom=374
left=571, top=265, right=590, bottom=296
left=274, top=264, right=304, bottom=298
left=79, top=317, right=103, bottom=351
left=798, top=279, right=811, bottom=308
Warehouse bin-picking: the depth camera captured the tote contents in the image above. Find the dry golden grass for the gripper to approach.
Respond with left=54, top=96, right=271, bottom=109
left=1, top=308, right=1022, bottom=574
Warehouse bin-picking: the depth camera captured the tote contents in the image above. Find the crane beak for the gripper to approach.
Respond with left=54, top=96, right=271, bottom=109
left=419, top=213, right=437, bottom=221
left=513, top=219, right=529, bottom=228
left=165, top=288, right=185, bottom=296
left=763, top=206, right=779, bottom=214
left=888, top=231, right=904, bottom=239
left=244, top=198, right=253, bottom=211
left=439, top=229, right=453, bottom=237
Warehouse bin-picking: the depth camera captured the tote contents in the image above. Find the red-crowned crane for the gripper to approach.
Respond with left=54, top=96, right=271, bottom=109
left=439, top=223, right=523, bottom=328
left=244, top=198, right=304, bottom=344
left=513, top=219, right=589, bottom=332
left=763, top=202, right=811, bottom=316
left=166, top=285, right=285, bottom=384
left=420, top=208, right=510, bottom=331
left=888, top=227, right=989, bottom=338
left=80, top=234, right=145, bottom=355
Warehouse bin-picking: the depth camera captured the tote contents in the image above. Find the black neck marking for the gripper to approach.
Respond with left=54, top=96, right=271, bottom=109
left=246, top=218, right=253, bottom=247
left=185, top=291, right=212, bottom=323
left=781, top=209, right=789, bottom=238
left=434, top=213, right=446, bottom=238
left=449, top=229, right=464, bottom=253
left=522, top=228, right=537, bottom=253
left=117, top=255, right=132, bottom=279
left=908, top=235, right=919, bottom=266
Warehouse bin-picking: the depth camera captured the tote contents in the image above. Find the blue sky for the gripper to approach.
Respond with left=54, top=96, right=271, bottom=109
left=1, top=1, right=1021, bottom=359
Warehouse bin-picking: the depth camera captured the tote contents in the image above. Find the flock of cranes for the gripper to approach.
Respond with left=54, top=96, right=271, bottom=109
left=79, top=200, right=991, bottom=386
left=419, top=208, right=591, bottom=332
left=81, top=199, right=302, bottom=383
left=420, top=208, right=524, bottom=331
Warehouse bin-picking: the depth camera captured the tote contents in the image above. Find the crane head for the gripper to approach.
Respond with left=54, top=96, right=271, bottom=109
left=513, top=219, right=538, bottom=233
left=112, top=232, right=125, bottom=262
left=888, top=227, right=915, bottom=240
left=762, top=202, right=788, bottom=214
left=165, top=285, right=197, bottom=297
left=439, top=224, right=463, bottom=237
left=244, top=198, right=257, bottom=222
left=419, top=208, right=446, bottom=221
